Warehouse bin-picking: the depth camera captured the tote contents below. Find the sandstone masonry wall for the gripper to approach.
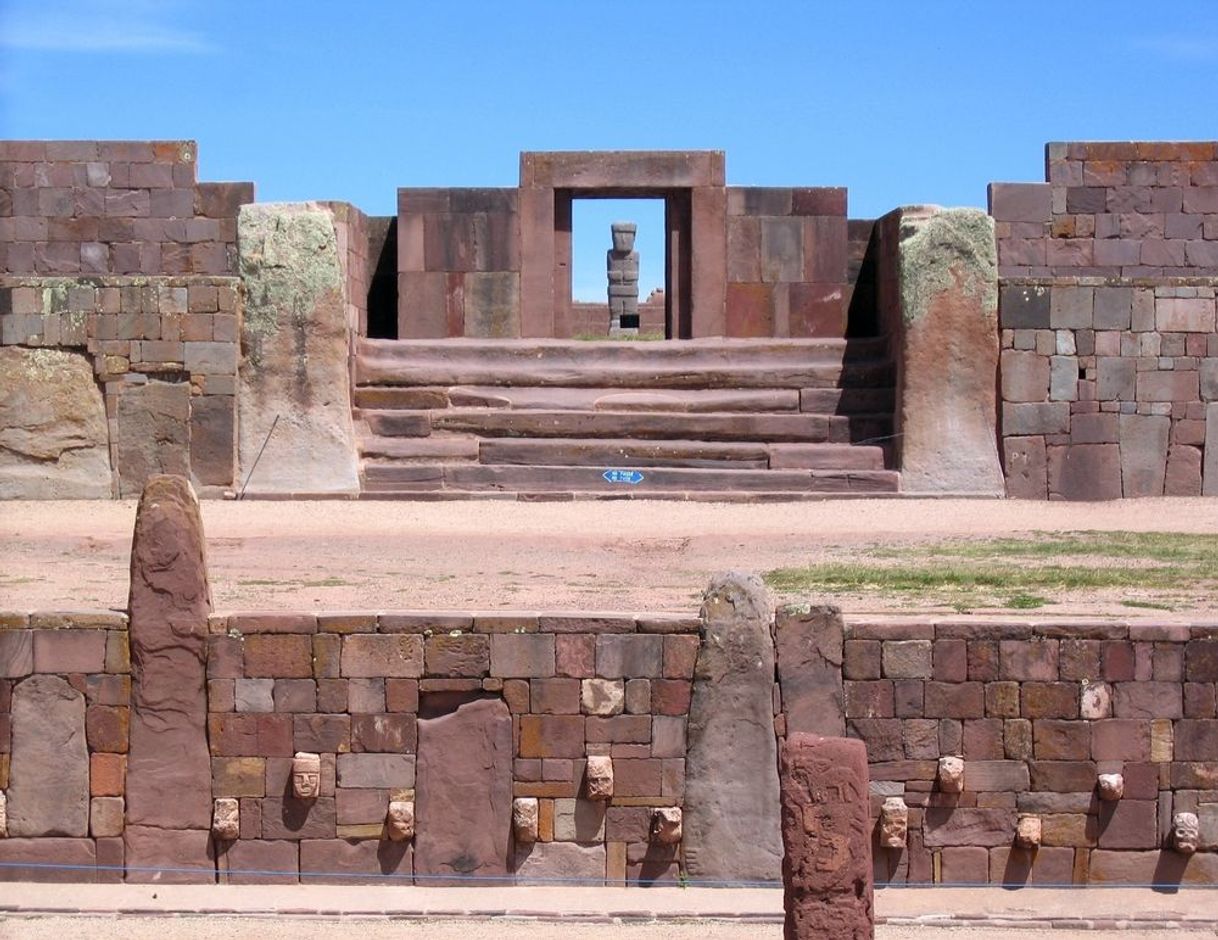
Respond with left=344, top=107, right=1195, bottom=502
left=991, top=142, right=1218, bottom=498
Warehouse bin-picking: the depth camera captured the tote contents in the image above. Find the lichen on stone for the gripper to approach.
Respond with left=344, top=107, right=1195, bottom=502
left=238, top=203, right=342, bottom=368
left=898, top=207, right=997, bottom=324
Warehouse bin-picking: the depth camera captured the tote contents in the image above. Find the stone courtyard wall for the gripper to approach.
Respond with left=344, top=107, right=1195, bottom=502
left=991, top=142, right=1218, bottom=498
left=2, top=600, right=1214, bottom=886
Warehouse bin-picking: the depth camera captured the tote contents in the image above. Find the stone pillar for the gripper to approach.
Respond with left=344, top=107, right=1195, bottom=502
left=683, top=571, right=783, bottom=883
left=779, top=734, right=874, bottom=940
left=124, top=474, right=215, bottom=883
left=237, top=202, right=360, bottom=495
left=877, top=206, right=1004, bottom=495
left=774, top=604, right=845, bottom=737
left=607, top=222, right=640, bottom=332
left=7, top=675, right=89, bottom=837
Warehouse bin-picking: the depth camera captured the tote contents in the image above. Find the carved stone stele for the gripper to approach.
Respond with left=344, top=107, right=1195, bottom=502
left=1014, top=814, right=1042, bottom=849
left=585, top=755, right=614, bottom=802
left=1096, top=773, right=1124, bottom=802
left=937, top=756, right=964, bottom=793
left=386, top=800, right=415, bottom=842
left=292, top=752, right=322, bottom=800
left=879, top=797, right=908, bottom=849
left=212, top=798, right=239, bottom=841
left=1172, top=812, right=1200, bottom=856
left=650, top=807, right=682, bottom=844
left=512, top=797, right=539, bottom=843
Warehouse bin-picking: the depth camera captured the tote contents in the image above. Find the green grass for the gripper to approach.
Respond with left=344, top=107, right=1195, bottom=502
left=572, top=331, right=666, bottom=342
left=763, top=531, right=1218, bottom=610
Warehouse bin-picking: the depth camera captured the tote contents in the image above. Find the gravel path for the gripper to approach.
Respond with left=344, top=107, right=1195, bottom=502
left=1, top=497, right=1215, bottom=614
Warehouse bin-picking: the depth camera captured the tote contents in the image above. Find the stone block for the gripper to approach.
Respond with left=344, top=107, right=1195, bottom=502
left=1094, top=287, right=1133, bottom=330
left=424, top=634, right=489, bottom=677
left=0, top=837, right=98, bottom=883
left=923, top=807, right=1015, bottom=846
left=31, top=630, right=106, bottom=674
left=999, top=285, right=1050, bottom=329
left=335, top=754, right=415, bottom=789
left=341, top=635, right=423, bottom=678
left=882, top=640, right=933, bottom=679
left=788, top=282, right=846, bottom=338
left=519, top=714, right=585, bottom=758
left=245, top=635, right=312, bottom=678
left=8, top=674, right=89, bottom=837
left=1204, top=403, right=1218, bottom=496
left=463, top=272, right=520, bottom=338
left=1050, top=287, right=1093, bottom=329
left=989, top=183, right=1052, bottom=223
left=1096, top=357, right=1137, bottom=400
left=124, top=826, right=215, bottom=884
left=1003, top=436, right=1047, bottom=498
left=490, top=634, right=555, bottom=678
left=514, top=841, right=606, bottom=885
left=1003, top=402, right=1069, bottom=436
left=774, top=605, right=845, bottom=736
left=114, top=383, right=190, bottom=497
left=1048, top=444, right=1123, bottom=500
left=760, top=217, right=802, bottom=282
left=595, top=634, right=662, bottom=679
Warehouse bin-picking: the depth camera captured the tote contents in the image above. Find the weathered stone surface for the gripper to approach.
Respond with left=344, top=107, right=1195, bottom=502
left=888, top=206, right=1003, bottom=495
left=212, top=798, right=239, bottom=840
left=684, top=572, right=783, bottom=883
left=125, top=476, right=212, bottom=831
left=584, top=754, right=614, bottom=801
left=114, top=382, right=190, bottom=497
left=880, top=797, right=908, bottom=849
left=513, top=797, right=539, bottom=843
left=7, top=674, right=89, bottom=836
left=299, top=837, right=411, bottom=885
left=124, top=825, right=215, bottom=884
left=1205, top=403, right=1218, bottom=496
left=386, top=799, right=414, bottom=842
left=651, top=807, right=682, bottom=844
left=779, top=734, right=873, bottom=939
left=238, top=202, right=359, bottom=495
left=415, top=698, right=512, bottom=884
left=1119, top=414, right=1169, bottom=497
left=0, top=838, right=98, bottom=883
left=514, top=840, right=606, bottom=885
left=1172, top=811, right=1199, bottom=855
left=775, top=605, right=845, bottom=737
left=0, top=347, right=111, bottom=499
left=580, top=678, right=624, bottom=716
left=292, top=752, right=321, bottom=800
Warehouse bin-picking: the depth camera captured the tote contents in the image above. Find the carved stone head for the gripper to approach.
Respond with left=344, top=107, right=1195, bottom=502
left=879, top=796, right=908, bottom=849
left=650, top=807, right=682, bottom=844
left=937, top=756, right=964, bottom=793
left=386, top=800, right=415, bottom=842
left=1173, top=812, right=1200, bottom=856
left=1096, top=773, right=1124, bottom=802
left=1014, top=814, right=1042, bottom=849
left=611, top=222, right=637, bottom=253
left=585, top=755, right=614, bottom=802
left=292, top=751, right=321, bottom=800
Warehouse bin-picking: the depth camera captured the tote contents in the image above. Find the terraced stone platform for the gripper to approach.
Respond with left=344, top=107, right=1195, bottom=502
left=353, top=338, right=899, bottom=499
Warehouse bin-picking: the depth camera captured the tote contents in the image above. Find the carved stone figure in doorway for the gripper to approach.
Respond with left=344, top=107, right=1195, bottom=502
left=607, top=221, right=640, bottom=332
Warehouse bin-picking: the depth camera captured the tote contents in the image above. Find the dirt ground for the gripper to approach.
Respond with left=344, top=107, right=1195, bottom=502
left=1, top=497, right=1216, bottom=616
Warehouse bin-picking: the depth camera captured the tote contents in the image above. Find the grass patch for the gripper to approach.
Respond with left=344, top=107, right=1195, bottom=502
left=573, top=331, right=666, bottom=342
left=763, top=530, right=1218, bottom=611
left=1120, top=599, right=1176, bottom=611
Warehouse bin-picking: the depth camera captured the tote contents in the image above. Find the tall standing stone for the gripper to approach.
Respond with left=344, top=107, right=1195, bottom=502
left=774, top=604, right=845, bottom=737
left=415, top=698, right=513, bottom=884
left=683, top=571, right=783, bottom=883
left=125, top=475, right=214, bottom=882
left=238, top=202, right=360, bottom=495
left=607, top=221, right=641, bottom=332
left=7, top=675, right=89, bottom=837
left=878, top=206, right=1004, bottom=495
left=779, top=734, right=874, bottom=939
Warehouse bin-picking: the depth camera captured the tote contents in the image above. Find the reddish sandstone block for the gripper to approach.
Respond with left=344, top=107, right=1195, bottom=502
left=846, top=718, right=903, bottom=761
left=555, top=634, right=595, bottom=678
left=1091, top=719, right=1151, bottom=761
left=245, top=635, right=312, bottom=678
left=90, top=752, right=125, bottom=796
left=585, top=715, right=650, bottom=744
left=1033, top=720, right=1091, bottom=760
left=531, top=678, right=580, bottom=715
left=845, top=680, right=894, bottom=718
left=999, top=640, right=1059, bottom=680
left=211, top=756, right=265, bottom=797
left=206, top=635, right=244, bottom=678
left=230, top=613, right=316, bottom=635
left=933, top=640, right=968, bottom=682
left=1095, top=800, right=1158, bottom=849
left=273, top=679, right=317, bottom=713
left=651, top=679, right=692, bottom=716
left=341, top=634, right=423, bottom=678
left=962, top=719, right=1005, bottom=760
left=1175, top=719, right=1218, bottom=759
left=424, top=634, right=489, bottom=677
left=1059, top=639, right=1101, bottom=681
left=312, top=635, right=341, bottom=679
left=1185, top=640, right=1218, bottom=681
left=490, top=634, right=554, bottom=678
left=86, top=705, right=129, bottom=753
left=261, top=797, right=337, bottom=841
left=612, top=758, right=663, bottom=797
left=662, top=635, right=699, bottom=679
left=923, top=682, right=985, bottom=719
left=31, top=630, right=106, bottom=674
left=1102, top=642, right=1136, bottom=680
left=351, top=714, right=415, bottom=753
left=384, top=678, right=418, bottom=713
left=967, top=641, right=1000, bottom=681
left=843, top=640, right=881, bottom=680
left=1022, top=682, right=1079, bottom=719
left=294, top=714, right=352, bottom=753
left=789, top=283, right=846, bottom=338
left=519, top=715, right=585, bottom=758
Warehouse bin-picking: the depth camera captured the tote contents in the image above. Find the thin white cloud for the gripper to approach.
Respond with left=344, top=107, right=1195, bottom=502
left=1130, top=35, right=1218, bottom=62
left=0, top=0, right=213, bottom=53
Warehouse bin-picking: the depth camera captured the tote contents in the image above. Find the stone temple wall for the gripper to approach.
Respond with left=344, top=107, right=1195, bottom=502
left=990, top=142, right=1218, bottom=498
left=2, top=599, right=1215, bottom=885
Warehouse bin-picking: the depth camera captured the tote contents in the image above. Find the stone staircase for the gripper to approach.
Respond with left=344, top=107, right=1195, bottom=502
left=352, top=337, right=900, bottom=499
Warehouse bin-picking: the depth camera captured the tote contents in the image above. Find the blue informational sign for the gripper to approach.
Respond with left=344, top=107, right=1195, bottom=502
left=602, top=469, right=645, bottom=485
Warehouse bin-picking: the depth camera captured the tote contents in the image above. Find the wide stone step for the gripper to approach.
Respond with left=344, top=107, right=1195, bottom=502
left=475, top=438, right=887, bottom=471
left=354, top=385, right=804, bottom=413
left=356, top=338, right=892, bottom=389
left=358, top=435, right=480, bottom=461
left=361, top=462, right=900, bottom=495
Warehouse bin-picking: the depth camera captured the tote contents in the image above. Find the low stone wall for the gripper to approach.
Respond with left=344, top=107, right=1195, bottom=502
left=845, top=615, right=1218, bottom=885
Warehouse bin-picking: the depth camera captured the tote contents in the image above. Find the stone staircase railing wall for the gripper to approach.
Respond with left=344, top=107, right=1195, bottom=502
left=990, top=142, right=1218, bottom=498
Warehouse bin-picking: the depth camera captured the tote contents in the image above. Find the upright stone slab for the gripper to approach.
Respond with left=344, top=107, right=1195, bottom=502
left=779, top=734, right=873, bottom=939
left=683, top=571, right=783, bottom=883
left=881, top=206, right=1004, bottom=495
left=774, top=604, right=845, bottom=737
left=7, top=675, right=89, bottom=837
left=0, top=347, right=111, bottom=499
left=238, top=202, right=360, bottom=495
left=125, top=475, right=213, bottom=879
left=415, top=698, right=513, bottom=884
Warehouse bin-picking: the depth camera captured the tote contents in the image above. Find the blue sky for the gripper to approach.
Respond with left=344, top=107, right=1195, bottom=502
left=2, top=0, right=1217, bottom=299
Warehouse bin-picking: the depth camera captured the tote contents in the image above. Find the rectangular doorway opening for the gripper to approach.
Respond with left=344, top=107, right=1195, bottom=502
left=561, top=194, right=690, bottom=340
